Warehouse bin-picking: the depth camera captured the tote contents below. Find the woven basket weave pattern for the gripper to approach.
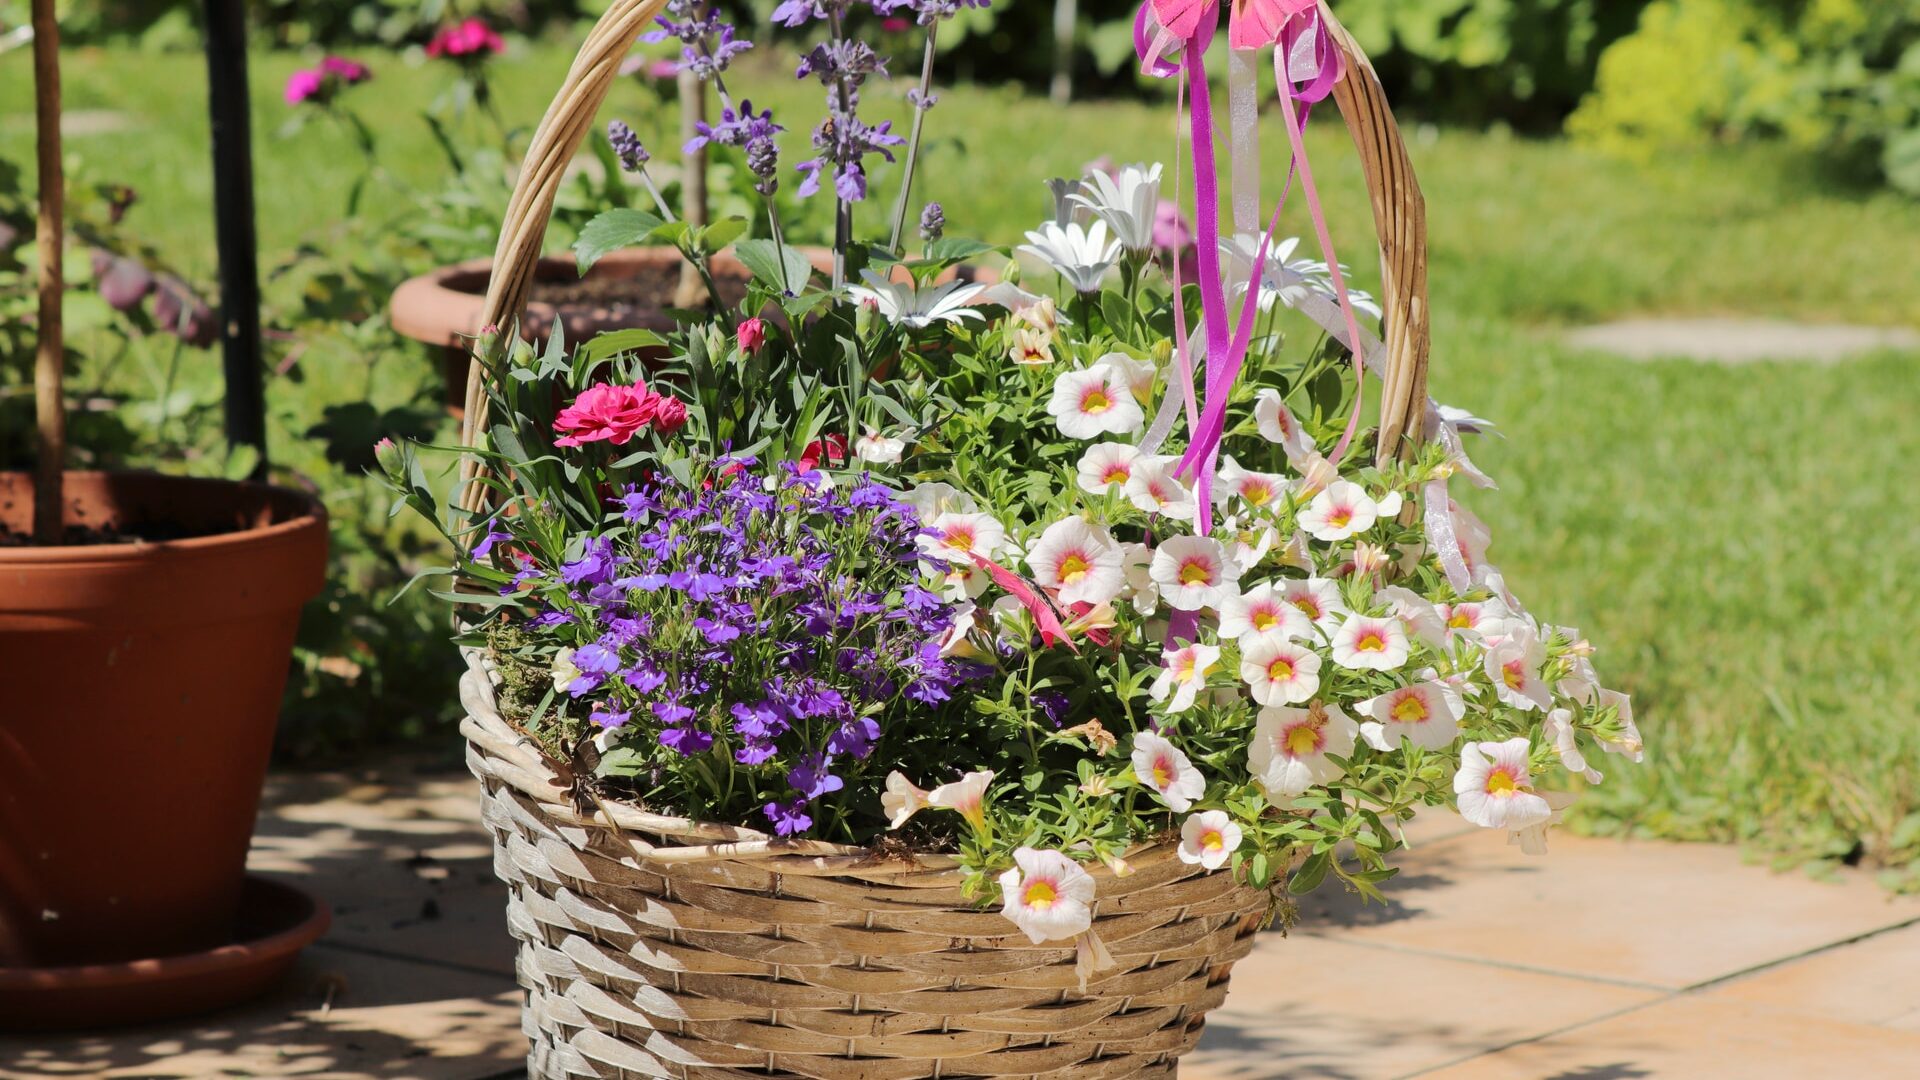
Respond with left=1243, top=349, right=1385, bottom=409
left=464, top=652, right=1275, bottom=1078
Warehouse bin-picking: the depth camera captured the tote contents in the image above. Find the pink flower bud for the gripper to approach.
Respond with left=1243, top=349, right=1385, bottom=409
left=736, top=317, right=767, bottom=355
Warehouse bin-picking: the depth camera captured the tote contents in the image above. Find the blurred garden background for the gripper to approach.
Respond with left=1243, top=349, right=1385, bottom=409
left=2, top=0, right=1916, bottom=893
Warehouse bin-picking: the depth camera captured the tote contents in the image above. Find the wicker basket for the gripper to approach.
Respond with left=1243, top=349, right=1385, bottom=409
left=457, top=2, right=1431, bottom=1076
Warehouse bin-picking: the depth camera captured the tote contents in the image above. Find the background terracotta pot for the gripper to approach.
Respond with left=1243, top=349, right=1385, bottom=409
left=0, top=472, right=327, bottom=970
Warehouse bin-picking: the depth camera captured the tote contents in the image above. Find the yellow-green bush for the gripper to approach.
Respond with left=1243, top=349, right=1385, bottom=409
left=1572, top=0, right=1920, bottom=192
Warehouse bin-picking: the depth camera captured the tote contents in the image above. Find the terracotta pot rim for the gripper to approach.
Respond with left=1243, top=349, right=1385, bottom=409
left=0, top=470, right=326, bottom=567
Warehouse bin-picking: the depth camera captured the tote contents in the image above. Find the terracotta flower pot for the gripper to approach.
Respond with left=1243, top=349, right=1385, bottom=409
left=0, top=471, right=327, bottom=973
left=390, top=246, right=836, bottom=409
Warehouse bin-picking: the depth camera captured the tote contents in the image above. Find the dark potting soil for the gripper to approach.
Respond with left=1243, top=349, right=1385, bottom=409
left=526, top=265, right=754, bottom=311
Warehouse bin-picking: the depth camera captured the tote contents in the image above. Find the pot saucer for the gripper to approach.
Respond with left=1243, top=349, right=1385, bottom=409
left=0, top=875, right=330, bottom=1031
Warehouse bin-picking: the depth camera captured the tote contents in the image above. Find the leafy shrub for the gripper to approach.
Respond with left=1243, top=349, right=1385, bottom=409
left=1571, top=0, right=1920, bottom=194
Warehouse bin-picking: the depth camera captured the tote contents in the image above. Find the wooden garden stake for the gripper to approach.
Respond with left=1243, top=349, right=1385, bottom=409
left=31, top=0, right=64, bottom=544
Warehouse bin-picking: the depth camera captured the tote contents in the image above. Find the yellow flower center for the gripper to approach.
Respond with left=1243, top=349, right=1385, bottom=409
left=1023, top=880, right=1057, bottom=909
left=1284, top=725, right=1322, bottom=756
left=1059, top=553, right=1091, bottom=583
left=1357, top=630, right=1386, bottom=652
left=1503, top=660, right=1526, bottom=690
left=1448, top=610, right=1474, bottom=629
left=1152, top=758, right=1173, bottom=788
left=1251, top=610, right=1277, bottom=630
left=1327, top=507, right=1353, bottom=528
left=943, top=526, right=974, bottom=553
left=1081, top=388, right=1112, bottom=414
left=1486, top=769, right=1519, bottom=796
left=1103, top=466, right=1130, bottom=484
left=1244, top=484, right=1273, bottom=506
left=1178, top=560, right=1212, bottom=585
left=1391, top=694, right=1430, bottom=724
left=1291, top=598, right=1322, bottom=619
left=1202, top=831, right=1224, bottom=851
left=1267, top=658, right=1296, bottom=682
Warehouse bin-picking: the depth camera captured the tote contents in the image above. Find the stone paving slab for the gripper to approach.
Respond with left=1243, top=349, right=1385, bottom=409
left=8, top=761, right=1917, bottom=1080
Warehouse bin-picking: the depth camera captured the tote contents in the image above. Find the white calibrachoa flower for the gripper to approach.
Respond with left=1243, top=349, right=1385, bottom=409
left=881, top=771, right=931, bottom=828
left=1131, top=731, right=1206, bottom=812
left=1217, top=515, right=1278, bottom=572
left=1046, top=364, right=1144, bottom=439
left=1219, top=583, right=1314, bottom=642
left=906, top=482, right=977, bottom=522
left=1357, top=679, right=1465, bottom=751
left=1250, top=702, right=1358, bottom=799
left=998, top=847, right=1096, bottom=943
left=854, top=428, right=905, bottom=464
left=1124, top=455, right=1198, bottom=520
left=927, top=769, right=996, bottom=833
left=1253, top=388, right=1315, bottom=462
left=1298, top=480, right=1379, bottom=543
left=551, top=647, right=582, bottom=693
left=1437, top=597, right=1509, bottom=647
left=1076, top=442, right=1141, bottom=496
left=1178, top=811, right=1243, bottom=870
left=1027, top=517, right=1126, bottom=606
left=1149, top=535, right=1240, bottom=611
left=1484, top=625, right=1552, bottom=712
left=1278, top=576, right=1347, bottom=633
left=1454, top=738, right=1553, bottom=834
left=1331, top=613, right=1410, bottom=671
left=1150, top=643, right=1221, bottom=714
left=1010, top=324, right=1053, bottom=365
left=1378, top=585, right=1446, bottom=648
left=1239, top=635, right=1322, bottom=706
left=1214, top=456, right=1286, bottom=510
left=1595, top=688, right=1644, bottom=762
left=1543, top=708, right=1603, bottom=784
left=1119, top=542, right=1159, bottom=615
left=920, top=511, right=1006, bottom=563
left=1098, top=351, right=1156, bottom=404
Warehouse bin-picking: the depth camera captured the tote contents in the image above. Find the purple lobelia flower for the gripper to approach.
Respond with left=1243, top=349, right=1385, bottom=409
left=786, top=752, right=844, bottom=799
left=763, top=797, right=813, bottom=836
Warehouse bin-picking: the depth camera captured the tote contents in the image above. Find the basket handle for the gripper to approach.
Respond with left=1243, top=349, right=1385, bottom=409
left=457, top=0, right=1430, bottom=488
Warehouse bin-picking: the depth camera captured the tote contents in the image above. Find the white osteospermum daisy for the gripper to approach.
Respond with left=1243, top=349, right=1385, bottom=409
left=1077, top=442, right=1142, bottom=496
left=1298, top=480, right=1379, bottom=543
left=1250, top=702, right=1358, bottom=800
left=1150, top=643, right=1221, bottom=714
left=881, top=771, right=932, bottom=828
left=1453, top=738, right=1553, bottom=833
left=1278, top=576, right=1348, bottom=633
left=1217, top=514, right=1278, bottom=574
left=1131, top=731, right=1206, bottom=812
left=1119, top=542, right=1160, bottom=615
left=919, top=511, right=1006, bottom=564
left=1357, top=679, right=1466, bottom=751
left=1219, top=583, right=1314, bottom=642
left=1214, top=456, right=1287, bottom=510
left=998, top=847, right=1096, bottom=944
left=1069, top=162, right=1163, bottom=253
left=854, top=428, right=905, bottom=464
left=1097, top=351, right=1156, bottom=404
left=1026, top=517, right=1126, bottom=606
left=846, top=271, right=986, bottom=329
left=1125, top=455, right=1198, bottom=520
left=1046, top=364, right=1144, bottom=440
left=1149, top=535, right=1240, bottom=611
left=1253, top=388, right=1315, bottom=462
left=1178, top=811, right=1243, bottom=870
left=1018, top=219, right=1121, bottom=294
left=1543, top=708, right=1603, bottom=784
left=1331, top=614, right=1411, bottom=671
left=1484, top=626, right=1552, bottom=712
left=1239, top=636, right=1322, bottom=706
left=905, top=482, right=977, bottom=523
left=1219, top=232, right=1385, bottom=318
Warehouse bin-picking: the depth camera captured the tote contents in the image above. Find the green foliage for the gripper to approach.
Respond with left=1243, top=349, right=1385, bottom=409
left=1571, top=0, right=1920, bottom=194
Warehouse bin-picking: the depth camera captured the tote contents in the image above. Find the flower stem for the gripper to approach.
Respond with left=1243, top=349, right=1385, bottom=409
left=887, top=22, right=939, bottom=255
left=827, top=8, right=852, bottom=290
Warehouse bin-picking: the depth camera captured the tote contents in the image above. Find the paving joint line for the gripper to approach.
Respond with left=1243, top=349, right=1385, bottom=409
left=1296, top=932, right=1671, bottom=993
left=1391, top=909, right=1920, bottom=1077
left=311, top=938, right=520, bottom=982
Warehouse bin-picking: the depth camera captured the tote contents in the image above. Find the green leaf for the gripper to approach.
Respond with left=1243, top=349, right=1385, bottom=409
left=699, top=215, right=749, bottom=253
left=572, top=208, right=666, bottom=272
left=595, top=746, right=653, bottom=778
left=579, top=328, right=669, bottom=365
left=927, top=237, right=998, bottom=263
left=735, top=238, right=817, bottom=296
left=1288, top=849, right=1332, bottom=895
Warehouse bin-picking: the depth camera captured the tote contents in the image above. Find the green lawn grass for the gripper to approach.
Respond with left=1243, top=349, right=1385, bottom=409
left=5, top=42, right=1919, bottom=884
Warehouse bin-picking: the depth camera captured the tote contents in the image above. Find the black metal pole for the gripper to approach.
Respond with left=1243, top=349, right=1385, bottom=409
left=201, top=0, right=267, bottom=477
